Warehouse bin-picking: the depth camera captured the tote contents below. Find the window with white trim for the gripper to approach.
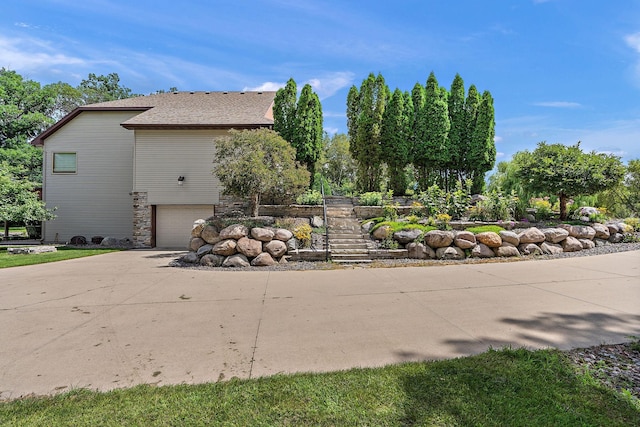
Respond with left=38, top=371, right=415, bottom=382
left=53, top=152, right=77, bottom=174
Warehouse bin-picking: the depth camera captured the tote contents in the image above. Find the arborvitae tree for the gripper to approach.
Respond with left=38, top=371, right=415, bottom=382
left=463, top=84, right=481, bottom=181
left=468, top=90, right=496, bottom=193
left=349, top=73, right=388, bottom=192
left=414, top=72, right=450, bottom=190
left=381, top=88, right=411, bottom=195
left=273, top=78, right=297, bottom=144
left=346, top=85, right=360, bottom=160
left=292, top=84, right=323, bottom=186
left=447, top=74, right=466, bottom=186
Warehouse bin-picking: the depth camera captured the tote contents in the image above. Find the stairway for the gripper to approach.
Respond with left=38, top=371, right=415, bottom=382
left=325, top=196, right=373, bottom=263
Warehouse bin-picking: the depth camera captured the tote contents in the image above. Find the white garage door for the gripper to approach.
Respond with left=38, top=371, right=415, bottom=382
left=156, top=205, right=214, bottom=248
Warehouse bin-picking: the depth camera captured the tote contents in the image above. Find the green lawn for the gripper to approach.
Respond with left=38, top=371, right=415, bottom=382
left=0, top=247, right=121, bottom=268
left=1, top=348, right=638, bottom=426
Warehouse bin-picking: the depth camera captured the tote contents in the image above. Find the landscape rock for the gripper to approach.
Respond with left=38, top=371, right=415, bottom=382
left=236, top=237, right=263, bottom=257
left=91, top=236, right=104, bottom=244
left=542, top=228, right=569, bottom=244
left=286, top=238, right=297, bottom=251
left=579, top=239, right=596, bottom=250
left=180, top=252, right=199, bottom=263
left=69, top=235, right=87, bottom=245
left=274, top=228, right=293, bottom=241
left=200, top=254, right=225, bottom=267
left=393, top=228, right=422, bottom=244
left=8, top=246, right=57, bottom=255
left=407, top=242, right=436, bottom=259
left=188, top=237, right=206, bottom=252
left=617, top=222, right=633, bottom=233
left=454, top=230, right=476, bottom=249
left=471, top=243, right=495, bottom=258
left=222, top=253, right=250, bottom=268
left=499, top=230, right=519, bottom=246
left=494, top=245, right=520, bottom=257
left=100, top=236, right=119, bottom=247
left=264, top=240, right=287, bottom=258
left=212, top=239, right=237, bottom=256
left=361, top=221, right=375, bottom=233
left=518, top=227, right=546, bottom=244
left=201, top=225, right=221, bottom=244
left=591, top=223, right=610, bottom=240
left=191, top=219, right=206, bottom=237
left=251, top=252, right=277, bottom=266
left=436, top=246, right=465, bottom=260
left=424, top=230, right=454, bottom=248
left=540, top=242, right=564, bottom=255
left=609, top=233, right=624, bottom=243
left=219, top=224, right=249, bottom=240
left=606, top=223, right=620, bottom=235
left=251, top=227, right=274, bottom=242
left=475, top=232, right=502, bottom=248
left=561, top=236, right=583, bottom=252
left=372, top=225, right=392, bottom=240
left=569, top=225, right=596, bottom=240
left=311, top=216, right=324, bottom=228
left=196, top=244, right=214, bottom=257
left=518, top=243, right=543, bottom=255
left=595, top=238, right=611, bottom=247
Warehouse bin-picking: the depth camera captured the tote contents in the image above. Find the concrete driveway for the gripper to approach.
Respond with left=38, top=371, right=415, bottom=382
left=1, top=249, right=639, bottom=399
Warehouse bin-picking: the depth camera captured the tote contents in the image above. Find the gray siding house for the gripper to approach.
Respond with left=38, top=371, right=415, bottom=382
left=33, top=91, right=276, bottom=248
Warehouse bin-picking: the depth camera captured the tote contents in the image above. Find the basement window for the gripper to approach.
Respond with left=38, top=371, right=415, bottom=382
left=53, top=152, right=77, bottom=174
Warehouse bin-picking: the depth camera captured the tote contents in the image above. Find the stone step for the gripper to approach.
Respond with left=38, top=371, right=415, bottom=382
left=329, top=243, right=370, bottom=250
left=330, top=248, right=371, bottom=255
left=327, top=233, right=370, bottom=240
left=331, top=254, right=373, bottom=263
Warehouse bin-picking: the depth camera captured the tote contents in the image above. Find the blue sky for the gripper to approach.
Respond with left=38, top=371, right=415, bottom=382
left=3, top=0, right=640, bottom=164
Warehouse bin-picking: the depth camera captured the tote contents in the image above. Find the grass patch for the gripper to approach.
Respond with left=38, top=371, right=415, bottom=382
left=1, top=347, right=638, bottom=426
left=466, top=225, right=506, bottom=234
left=370, top=221, right=436, bottom=235
left=0, top=247, right=121, bottom=269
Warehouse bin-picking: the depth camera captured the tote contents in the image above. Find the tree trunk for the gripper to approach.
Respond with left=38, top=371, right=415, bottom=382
left=251, top=193, right=260, bottom=217
left=3, top=221, right=8, bottom=239
left=559, top=193, right=568, bottom=220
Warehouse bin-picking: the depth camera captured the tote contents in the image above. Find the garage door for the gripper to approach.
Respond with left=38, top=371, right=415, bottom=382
left=156, top=205, right=215, bottom=248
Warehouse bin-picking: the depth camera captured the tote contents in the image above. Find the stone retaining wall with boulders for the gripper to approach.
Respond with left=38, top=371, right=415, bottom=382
left=376, top=222, right=634, bottom=261
left=181, top=220, right=297, bottom=267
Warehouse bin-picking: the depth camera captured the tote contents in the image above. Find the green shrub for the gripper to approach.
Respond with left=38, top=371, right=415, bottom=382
left=296, top=190, right=323, bottom=205
left=466, top=225, right=505, bottom=234
left=293, top=223, right=312, bottom=248
left=414, top=180, right=471, bottom=219
left=382, top=203, right=399, bottom=221
left=624, top=217, right=640, bottom=231
left=379, top=237, right=399, bottom=249
left=359, top=192, right=384, bottom=206
left=530, top=198, right=552, bottom=221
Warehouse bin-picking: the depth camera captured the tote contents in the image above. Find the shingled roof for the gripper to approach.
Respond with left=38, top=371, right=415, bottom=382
left=33, top=91, right=275, bottom=145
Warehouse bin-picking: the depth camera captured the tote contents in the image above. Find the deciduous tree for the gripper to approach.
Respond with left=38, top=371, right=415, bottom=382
left=292, top=84, right=323, bottom=184
left=381, top=88, right=411, bottom=195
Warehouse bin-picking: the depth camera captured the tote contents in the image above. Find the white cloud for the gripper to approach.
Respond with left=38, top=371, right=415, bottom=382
left=625, top=32, right=640, bottom=53
left=243, top=81, right=285, bottom=92
left=305, top=72, right=355, bottom=100
left=494, top=135, right=503, bottom=143
left=496, top=152, right=505, bottom=158
left=533, top=101, right=582, bottom=108
left=0, top=35, right=87, bottom=71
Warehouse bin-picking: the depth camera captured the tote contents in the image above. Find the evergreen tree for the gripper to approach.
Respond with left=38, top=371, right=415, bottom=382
left=447, top=74, right=466, bottom=186
left=381, top=88, right=411, bottom=195
left=469, top=90, right=496, bottom=193
left=273, top=78, right=297, bottom=144
left=346, top=85, right=360, bottom=160
left=292, top=84, right=323, bottom=186
left=463, top=84, right=481, bottom=182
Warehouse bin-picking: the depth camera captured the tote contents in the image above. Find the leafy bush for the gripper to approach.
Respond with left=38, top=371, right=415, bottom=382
left=359, top=192, right=384, bottom=206
left=435, top=213, right=452, bottom=230
left=409, top=201, right=424, bottom=217
left=414, top=180, right=471, bottom=219
left=624, top=217, right=640, bottom=231
left=293, top=223, right=312, bottom=248
left=382, top=203, right=399, bottom=221
left=296, top=190, right=323, bottom=205
left=530, top=198, right=553, bottom=221
left=379, top=237, right=399, bottom=249
left=469, top=190, right=518, bottom=221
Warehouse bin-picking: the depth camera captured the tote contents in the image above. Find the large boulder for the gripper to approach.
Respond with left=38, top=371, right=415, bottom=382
left=494, top=245, right=520, bottom=257
left=101, top=236, right=120, bottom=247
left=561, top=236, right=583, bottom=252
left=393, top=229, right=422, bottom=244
left=471, top=243, right=495, bottom=258
left=568, top=225, right=596, bottom=240
left=454, top=231, right=476, bottom=249
left=591, top=223, right=610, bottom=240
left=579, top=239, right=596, bottom=250
left=274, top=228, right=294, bottom=242
left=69, top=235, right=87, bottom=245
left=372, top=225, right=392, bottom=240
left=436, top=246, right=465, bottom=260
left=212, top=239, right=237, bottom=256
left=311, top=216, right=324, bottom=228
left=606, top=223, right=620, bottom=235
left=222, top=254, right=250, bottom=268
left=518, top=227, right=546, bottom=244
left=542, top=228, right=569, bottom=244
left=595, top=238, right=611, bottom=247
left=540, top=242, right=564, bottom=255
left=518, top=243, right=542, bottom=256
left=499, top=230, right=520, bottom=246
left=191, top=219, right=206, bottom=238
left=475, top=232, right=502, bottom=248
left=609, top=233, right=624, bottom=243
left=200, top=254, right=225, bottom=267
left=196, top=244, right=214, bottom=257
left=219, top=224, right=249, bottom=240
left=424, top=230, right=454, bottom=248
left=286, top=238, right=297, bottom=252
left=201, top=225, right=221, bottom=244
left=251, top=252, right=277, bottom=266
left=264, top=240, right=287, bottom=258
left=236, top=237, right=263, bottom=258
left=251, top=227, right=275, bottom=242
left=407, top=242, right=436, bottom=259
left=188, top=237, right=206, bottom=251
left=180, top=252, right=199, bottom=263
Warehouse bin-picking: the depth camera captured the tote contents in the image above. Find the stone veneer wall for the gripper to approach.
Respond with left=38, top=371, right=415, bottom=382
left=132, top=191, right=152, bottom=248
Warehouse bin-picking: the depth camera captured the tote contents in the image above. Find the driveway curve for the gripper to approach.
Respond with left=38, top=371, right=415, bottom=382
left=1, top=249, right=639, bottom=399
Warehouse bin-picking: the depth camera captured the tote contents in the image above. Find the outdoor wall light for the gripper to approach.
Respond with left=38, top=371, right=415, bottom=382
left=177, top=176, right=185, bottom=186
